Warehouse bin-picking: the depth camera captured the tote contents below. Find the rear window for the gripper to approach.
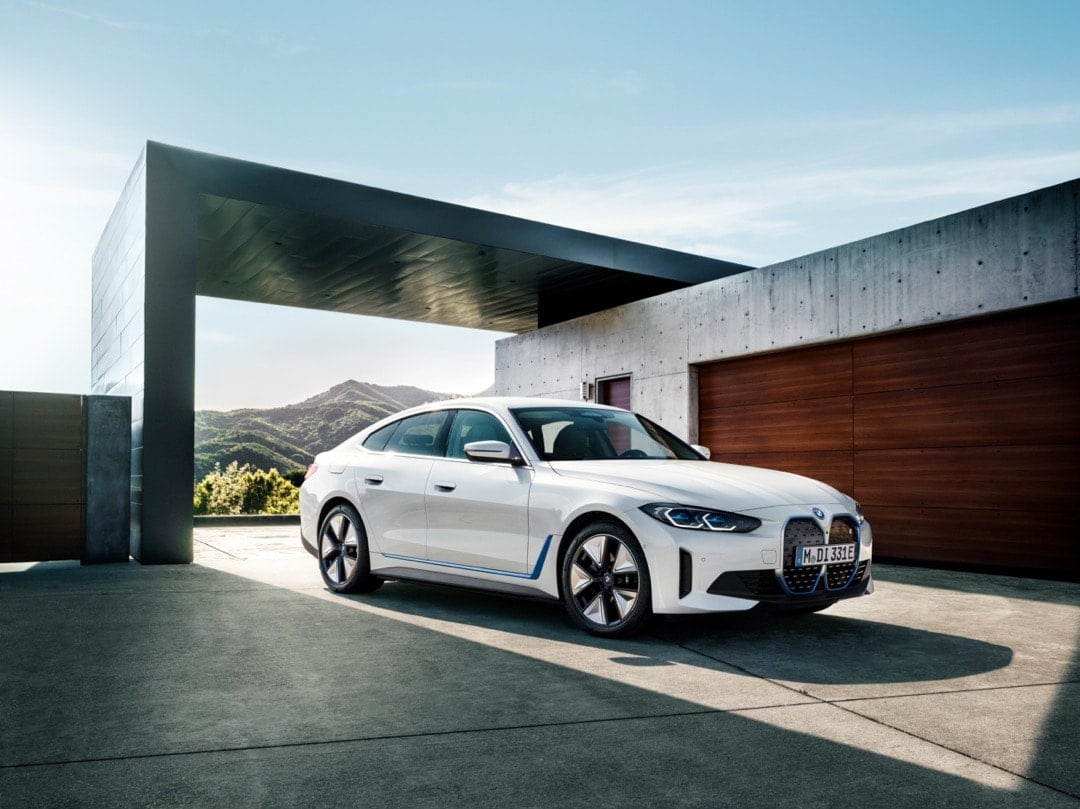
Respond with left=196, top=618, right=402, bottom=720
left=362, top=421, right=398, bottom=452
left=362, top=411, right=451, bottom=457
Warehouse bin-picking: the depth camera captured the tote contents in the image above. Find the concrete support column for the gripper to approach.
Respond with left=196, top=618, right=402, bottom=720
left=83, top=395, right=132, bottom=564
left=140, top=145, right=197, bottom=564
left=92, top=143, right=196, bottom=564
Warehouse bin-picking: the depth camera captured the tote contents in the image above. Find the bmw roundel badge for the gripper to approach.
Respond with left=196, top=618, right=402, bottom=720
left=812, top=507, right=825, bottom=519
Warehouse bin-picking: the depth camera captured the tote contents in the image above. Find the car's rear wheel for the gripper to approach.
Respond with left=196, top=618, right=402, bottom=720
left=317, top=503, right=383, bottom=594
left=560, top=521, right=651, bottom=637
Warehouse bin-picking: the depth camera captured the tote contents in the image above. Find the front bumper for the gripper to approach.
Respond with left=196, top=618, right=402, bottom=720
left=706, top=562, right=873, bottom=605
left=300, top=528, right=317, bottom=557
left=636, top=504, right=873, bottom=614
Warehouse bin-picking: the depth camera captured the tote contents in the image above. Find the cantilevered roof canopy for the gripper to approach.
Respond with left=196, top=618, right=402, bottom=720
left=183, top=144, right=750, bottom=331
left=92, top=142, right=751, bottom=565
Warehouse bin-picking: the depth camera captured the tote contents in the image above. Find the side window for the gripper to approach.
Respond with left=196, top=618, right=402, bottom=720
left=446, top=410, right=513, bottom=459
left=383, top=411, right=451, bottom=457
left=362, top=421, right=399, bottom=452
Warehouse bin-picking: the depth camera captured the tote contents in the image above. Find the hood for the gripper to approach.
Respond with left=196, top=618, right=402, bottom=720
left=549, top=460, right=851, bottom=512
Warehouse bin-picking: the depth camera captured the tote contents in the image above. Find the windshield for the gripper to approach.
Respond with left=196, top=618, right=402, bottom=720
left=510, top=406, right=704, bottom=461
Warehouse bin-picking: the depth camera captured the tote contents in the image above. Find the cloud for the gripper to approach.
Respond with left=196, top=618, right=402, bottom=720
left=195, top=330, right=236, bottom=346
left=461, top=166, right=796, bottom=263
left=765, top=152, right=1080, bottom=216
left=586, top=68, right=644, bottom=96
left=19, top=0, right=172, bottom=32
left=824, top=102, right=1080, bottom=139
left=18, top=1, right=235, bottom=42
left=458, top=149, right=1080, bottom=265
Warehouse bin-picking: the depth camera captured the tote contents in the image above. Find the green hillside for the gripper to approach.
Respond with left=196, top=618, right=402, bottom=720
left=194, top=380, right=448, bottom=480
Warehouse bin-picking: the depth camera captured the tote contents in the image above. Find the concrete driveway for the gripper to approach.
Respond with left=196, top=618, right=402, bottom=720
left=1, top=526, right=1077, bottom=808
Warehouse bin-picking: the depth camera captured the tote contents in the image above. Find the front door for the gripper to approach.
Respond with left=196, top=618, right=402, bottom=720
left=424, top=409, right=532, bottom=574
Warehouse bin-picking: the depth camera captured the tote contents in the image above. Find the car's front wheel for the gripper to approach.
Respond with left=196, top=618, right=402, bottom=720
left=317, top=503, right=383, bottom=594
left=560, top=521, right=651, bottom=637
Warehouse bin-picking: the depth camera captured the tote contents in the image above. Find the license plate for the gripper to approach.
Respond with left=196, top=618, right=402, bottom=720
left=795, top=543, right=856, bottom=567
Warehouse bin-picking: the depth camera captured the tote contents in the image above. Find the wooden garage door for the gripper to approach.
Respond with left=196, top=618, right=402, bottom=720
left=697, top=298, right=1080, bottom=578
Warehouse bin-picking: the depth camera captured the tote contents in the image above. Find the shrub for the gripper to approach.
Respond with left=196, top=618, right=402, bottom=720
left=283, top=468, right=308, bottom=488
left=193, top=461, right=300, bottom=515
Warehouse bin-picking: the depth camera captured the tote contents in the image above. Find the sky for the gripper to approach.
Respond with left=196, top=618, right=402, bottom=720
left=1, top=1, right=1078, bottom=410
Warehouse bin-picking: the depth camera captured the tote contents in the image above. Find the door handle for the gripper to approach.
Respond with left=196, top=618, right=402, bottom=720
left=433, top=481, right=457, bottom=492
left=363, top=475, right=384, bottom=485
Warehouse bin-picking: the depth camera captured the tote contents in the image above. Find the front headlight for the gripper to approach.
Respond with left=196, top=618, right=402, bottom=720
left=854, top=500, right=865, bottom=525
left=640, top=503, right=761, bottom=533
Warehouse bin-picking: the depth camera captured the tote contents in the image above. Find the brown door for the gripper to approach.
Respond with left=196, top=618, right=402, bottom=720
left=697, top=299, right=1080, bottom=578
left=597, top=376, right=631, bottom=410
left=597, top=376, right=633, bottom=454
left=0, top=392, right=86, bottom=563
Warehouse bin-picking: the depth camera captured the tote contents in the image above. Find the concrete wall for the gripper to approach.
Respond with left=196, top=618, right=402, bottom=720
left=493, top=179, right=1080, bottom=440
left=84, top=395, right=133, bottom=564
left=0, top=392, right=7, bottom=559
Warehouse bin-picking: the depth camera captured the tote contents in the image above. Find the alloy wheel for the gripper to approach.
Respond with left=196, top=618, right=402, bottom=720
left=568, top=533, right=641, bottom=627
left=320, top=512, right=359, bottom=585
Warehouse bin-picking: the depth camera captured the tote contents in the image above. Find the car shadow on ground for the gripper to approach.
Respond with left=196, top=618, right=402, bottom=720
left=341, top=576, right=1015, bottom=687
left=3, top=558, right=1076, bottom=806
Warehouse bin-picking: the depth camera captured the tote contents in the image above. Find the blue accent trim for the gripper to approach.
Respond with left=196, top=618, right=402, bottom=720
left=379, top=535, right=553, bottom=581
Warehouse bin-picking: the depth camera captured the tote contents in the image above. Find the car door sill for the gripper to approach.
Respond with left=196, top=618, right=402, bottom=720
left=375, top=566, right=558, bottom=601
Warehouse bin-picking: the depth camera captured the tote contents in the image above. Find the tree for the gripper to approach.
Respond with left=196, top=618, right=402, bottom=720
left=193, top=461, right=300, bottom=515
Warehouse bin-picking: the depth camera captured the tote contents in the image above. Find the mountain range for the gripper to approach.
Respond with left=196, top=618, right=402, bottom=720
left=194, top=380, right=449, bottom=481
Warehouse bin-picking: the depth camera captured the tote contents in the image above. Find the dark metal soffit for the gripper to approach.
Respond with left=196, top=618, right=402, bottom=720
left=164, top=143, right=751, bottom=332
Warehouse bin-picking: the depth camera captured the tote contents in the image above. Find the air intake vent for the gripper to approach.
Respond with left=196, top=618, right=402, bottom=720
left=678, top=549, right=693, bottom=598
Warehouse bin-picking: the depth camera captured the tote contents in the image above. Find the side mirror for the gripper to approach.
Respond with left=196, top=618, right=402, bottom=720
left=691, top=444, right=711, bottom=460
left=464, top=440, right=525, bottom=465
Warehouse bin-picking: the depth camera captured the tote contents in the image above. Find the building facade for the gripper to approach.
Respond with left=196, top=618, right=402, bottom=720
left=493, top=180, right=1080, bottom=578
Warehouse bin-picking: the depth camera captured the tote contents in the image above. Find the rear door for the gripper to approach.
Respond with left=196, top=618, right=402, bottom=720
left=353, top=410, right=451, bottom=561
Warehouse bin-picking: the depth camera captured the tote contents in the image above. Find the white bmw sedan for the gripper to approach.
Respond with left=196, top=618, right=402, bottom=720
left=300, top=397, right=873, bottom=637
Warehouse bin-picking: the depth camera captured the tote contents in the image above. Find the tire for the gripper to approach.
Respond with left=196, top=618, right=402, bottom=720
left=560, top=521, right=651, bottom=637
left=317, top=503, right=383, bottom=594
